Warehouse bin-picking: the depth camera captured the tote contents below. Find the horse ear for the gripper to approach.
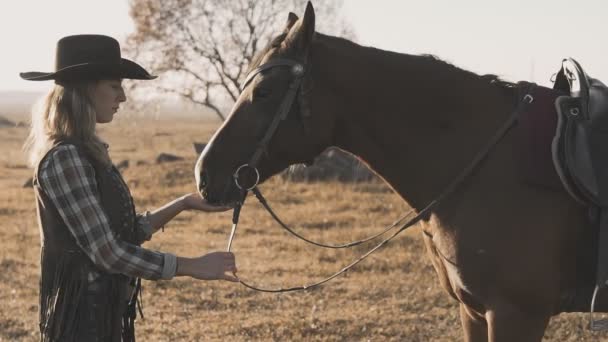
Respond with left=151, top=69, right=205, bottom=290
left=283, top=12, right=299, bottom=34
left=284, top=1, right=315, bottom=55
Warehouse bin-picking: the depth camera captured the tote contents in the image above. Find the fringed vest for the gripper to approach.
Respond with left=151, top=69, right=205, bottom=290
left=34, top=141, right=141, bottom=342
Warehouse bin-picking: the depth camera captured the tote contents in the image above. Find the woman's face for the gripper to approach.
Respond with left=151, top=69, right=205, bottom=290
left=90, top=79, right=127, bottom=123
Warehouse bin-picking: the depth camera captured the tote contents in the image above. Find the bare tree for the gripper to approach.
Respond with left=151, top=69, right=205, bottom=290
left=126, top=0, right=354, bottom=120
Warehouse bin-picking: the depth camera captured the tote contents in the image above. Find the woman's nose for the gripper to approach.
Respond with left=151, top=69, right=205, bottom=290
left=118, top=88, right=127, bottom=102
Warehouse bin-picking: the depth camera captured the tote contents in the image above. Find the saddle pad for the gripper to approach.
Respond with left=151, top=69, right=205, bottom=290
left=515, top=85, right=566, bottom=189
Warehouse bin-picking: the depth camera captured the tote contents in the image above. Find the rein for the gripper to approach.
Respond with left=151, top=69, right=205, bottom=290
left=226, top=57, right=535, bottom=292
left=251, top=187, right=416, bottom=249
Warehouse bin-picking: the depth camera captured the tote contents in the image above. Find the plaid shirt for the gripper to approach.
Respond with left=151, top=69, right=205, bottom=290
left=38, top=144, right=176, bottom=281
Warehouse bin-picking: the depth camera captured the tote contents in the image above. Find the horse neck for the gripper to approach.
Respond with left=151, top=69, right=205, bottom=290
left=312, top=34, right=517, bottom=210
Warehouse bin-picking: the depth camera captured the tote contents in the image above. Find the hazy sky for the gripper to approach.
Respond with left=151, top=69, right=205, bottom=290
left=1, top=0, right=606, bottom=92
left=0, top=1, right=133, bottom=92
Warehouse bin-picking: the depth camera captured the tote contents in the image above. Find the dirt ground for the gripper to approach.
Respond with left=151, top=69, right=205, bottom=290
left=1, top=115, right=607, bottom=341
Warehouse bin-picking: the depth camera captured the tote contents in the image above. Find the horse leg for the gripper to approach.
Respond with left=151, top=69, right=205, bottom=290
left=460, top=303, right=488, bottom=342
left=486, top=305, right=550, bottom=342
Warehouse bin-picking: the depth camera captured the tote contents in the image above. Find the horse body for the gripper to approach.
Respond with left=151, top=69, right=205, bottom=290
left=196, top=3, right=598, bottom=340
left=313, top=30, right=587, bottom=341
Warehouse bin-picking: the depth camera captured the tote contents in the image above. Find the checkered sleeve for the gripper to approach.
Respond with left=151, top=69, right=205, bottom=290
left=38, top=145, right=177, bottom=280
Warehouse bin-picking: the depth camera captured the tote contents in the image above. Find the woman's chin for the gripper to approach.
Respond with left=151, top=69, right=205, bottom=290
left=96, top=115, right=114, bottom=124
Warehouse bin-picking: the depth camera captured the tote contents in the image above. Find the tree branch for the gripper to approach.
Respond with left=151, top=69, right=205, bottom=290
left=156, top=84, right=226, bottom=121
left=126, top=0, right=353, bottom=121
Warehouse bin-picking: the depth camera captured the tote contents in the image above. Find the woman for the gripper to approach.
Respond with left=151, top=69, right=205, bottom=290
left=21, top=34, right=237, bottom=341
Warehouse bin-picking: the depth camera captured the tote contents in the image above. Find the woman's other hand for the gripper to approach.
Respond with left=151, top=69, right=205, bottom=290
left=176, top=252, right=238, bottom=282
left=181, top=193, right=232, bottom=212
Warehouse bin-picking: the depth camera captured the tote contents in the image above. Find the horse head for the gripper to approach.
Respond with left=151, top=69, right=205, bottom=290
left=195, top=2, right=335, bottom=205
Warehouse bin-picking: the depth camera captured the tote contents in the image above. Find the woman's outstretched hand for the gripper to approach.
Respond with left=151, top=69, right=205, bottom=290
left=176, top=252, right=238, bottom=282
left=181, top=193, right=232, bottom=212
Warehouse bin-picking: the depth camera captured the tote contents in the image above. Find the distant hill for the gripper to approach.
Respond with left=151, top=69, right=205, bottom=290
left=0, top=91, right=42, bottom=118
left=0, top=90, right=223, bottom=121
left=0, top=116, right=15, bottom=127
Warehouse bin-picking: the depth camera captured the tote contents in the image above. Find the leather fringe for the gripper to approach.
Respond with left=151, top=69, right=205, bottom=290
left=40, top=250, right=87, bottom=342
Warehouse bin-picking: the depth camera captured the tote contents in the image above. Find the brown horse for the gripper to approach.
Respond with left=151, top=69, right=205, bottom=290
left=195, top=3, right=606, bottom=341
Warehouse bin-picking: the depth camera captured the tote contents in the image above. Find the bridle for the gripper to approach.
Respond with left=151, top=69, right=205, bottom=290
left=231, top=58, right=312, bottom=194
left=226, top=56, right=536, bottom=293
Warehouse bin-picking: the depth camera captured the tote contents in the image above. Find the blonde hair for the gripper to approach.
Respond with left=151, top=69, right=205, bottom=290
left=24, top=82, right=111, bottom=168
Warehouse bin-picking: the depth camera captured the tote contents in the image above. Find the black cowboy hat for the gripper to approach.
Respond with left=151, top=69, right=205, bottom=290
left=20, top=34, right=156, bottom=82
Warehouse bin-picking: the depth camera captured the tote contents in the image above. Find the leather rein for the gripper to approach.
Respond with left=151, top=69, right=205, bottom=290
left=227, top=57, right=535, bottom=292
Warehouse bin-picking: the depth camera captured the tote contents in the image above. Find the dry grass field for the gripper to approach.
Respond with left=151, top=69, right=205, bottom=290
left=1, top=114, right=607, bottom=341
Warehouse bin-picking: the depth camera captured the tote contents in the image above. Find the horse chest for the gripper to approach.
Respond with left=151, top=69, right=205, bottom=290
left=421, top=218, right=487, bottom=309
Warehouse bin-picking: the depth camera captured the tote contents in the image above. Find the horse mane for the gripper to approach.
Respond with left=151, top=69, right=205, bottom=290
left=420, top=54, right=517, bottom=90
left=308, top=33, right=515, bottom=88
left=247, top=31, right=518, bottom=99
left=420, top=54, right=520, bottom=107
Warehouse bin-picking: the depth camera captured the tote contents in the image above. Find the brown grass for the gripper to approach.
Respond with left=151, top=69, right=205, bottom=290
left=0, top=115, right=605, bottom=341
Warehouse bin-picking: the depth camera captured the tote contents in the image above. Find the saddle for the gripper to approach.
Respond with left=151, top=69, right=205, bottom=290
left=552, top=58, right=608, bottom=207
left=550, top=58, right=608, bottom=327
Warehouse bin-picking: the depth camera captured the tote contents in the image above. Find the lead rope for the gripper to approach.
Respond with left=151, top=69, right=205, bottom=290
left=225, top=88, right=531, bottom=293
left=226, top=202, right=242, bottom=252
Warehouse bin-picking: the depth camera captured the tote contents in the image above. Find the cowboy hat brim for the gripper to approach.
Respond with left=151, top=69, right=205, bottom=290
left=20, top=58, right=157, bottom=81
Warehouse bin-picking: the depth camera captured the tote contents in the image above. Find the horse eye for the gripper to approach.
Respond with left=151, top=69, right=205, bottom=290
left=253, top=87, right=271, bottom=99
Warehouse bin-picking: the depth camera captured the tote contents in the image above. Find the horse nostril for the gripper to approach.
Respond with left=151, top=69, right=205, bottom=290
left=199, top=171, right=208, bottom=188
left=199, top=172, right=210, bottom=201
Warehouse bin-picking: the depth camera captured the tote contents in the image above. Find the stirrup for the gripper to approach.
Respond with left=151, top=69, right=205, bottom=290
left=589, top=285, right=608, bottom=331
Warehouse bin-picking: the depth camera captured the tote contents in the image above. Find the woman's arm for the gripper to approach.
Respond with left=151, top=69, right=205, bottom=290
left=39, top=145, right=171, bottom=279
left=143, top=193, right=230, bottom=234
left=39, top=145, right=236, bottom=282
